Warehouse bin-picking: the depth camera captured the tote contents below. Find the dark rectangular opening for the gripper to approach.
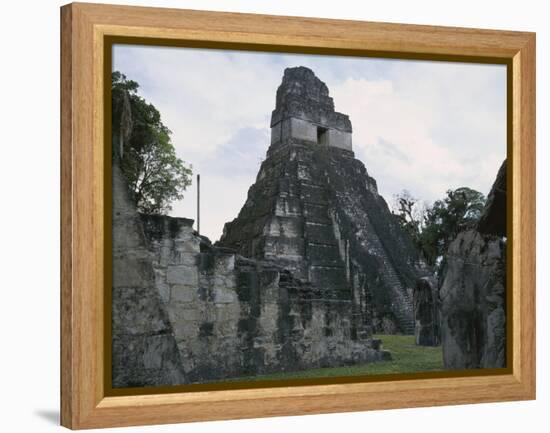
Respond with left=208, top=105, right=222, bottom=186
left=317, top=126, right=328, bottom=145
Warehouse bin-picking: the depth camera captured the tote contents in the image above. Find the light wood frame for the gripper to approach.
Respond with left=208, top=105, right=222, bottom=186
left=60, top=2, right=536, bottom=429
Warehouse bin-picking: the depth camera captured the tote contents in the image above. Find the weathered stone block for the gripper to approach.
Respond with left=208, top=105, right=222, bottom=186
left=300, top=184, right=327, bottom=205
left=112, top=333, right=185, bottom=388
left=170, top=284, right=196, bottom=303
left=214, top=286, right=237, bottom=304
left=112, top=254, right=155, bottom=289
left=290, top=117, right=317, bottom=142
left=112, top=216, right=145, bottom=251
left=174, top=307, right=201, bottom=322
left=327, top=129, right=352, bottom=151
left=214, top=304, right=240, bottom=322
left=275, top=196, right=302, bottom=217
left=171, top=251, right=198, bottom=267
left=309, top=266, right=349, bottom=295
left=297, top=164, right=312, bottom=180
left=214, top=254, right=235, bottom=274
left=166, top=265, right=198, bottom=286
left=440, top=230, right=506, bottom=369
left=304, top=223, right=336, bottom=244
left=112, top=287, right=168, bottom=335
left=218, top=320, right=238, bottom=336
left=153, top=269, right=170, bottom=303
left=174, top=239, right=200, bottom=254
left=270, top=122, right=281, bottom=145
left=266, top=216, right=302, bottom=238
left=263, top=236, right=305, bottom=258
left=308, top=243, right=342, bottom=268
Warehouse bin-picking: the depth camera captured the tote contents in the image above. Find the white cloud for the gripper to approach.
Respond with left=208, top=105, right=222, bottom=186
left=113, top=46, right=506, bottom=242
left=114, top=46, right=278, bottom=162
left=331, top=61, right=506, bottom=203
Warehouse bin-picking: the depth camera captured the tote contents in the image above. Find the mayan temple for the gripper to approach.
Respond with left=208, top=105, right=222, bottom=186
left=219, top=66, right=424, bottom=334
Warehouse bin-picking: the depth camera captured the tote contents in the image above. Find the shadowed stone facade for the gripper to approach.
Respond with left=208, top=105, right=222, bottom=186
left=413, top=277, right=440, bottom=346
left=112, top=158, right=187, bottom=388
left=440, top=160, right=507, bottom=369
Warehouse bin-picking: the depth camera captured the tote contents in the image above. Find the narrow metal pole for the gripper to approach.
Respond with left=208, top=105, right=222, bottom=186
left=197, top=174, right=200, bottom=235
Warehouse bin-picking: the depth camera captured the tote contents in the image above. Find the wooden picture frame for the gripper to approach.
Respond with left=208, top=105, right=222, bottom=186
left=60, top=2, right=536, bottom=429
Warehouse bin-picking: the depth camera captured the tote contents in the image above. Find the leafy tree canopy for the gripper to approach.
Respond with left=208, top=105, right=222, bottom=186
left=112, top=71, right=192, bottom=214
left=392, top=190, right=425, bottom=246
left=393, top=187, right=486, bottom=269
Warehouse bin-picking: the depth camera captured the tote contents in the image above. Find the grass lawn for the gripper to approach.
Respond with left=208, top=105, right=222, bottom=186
left=227, top=334, right=443, bottom=382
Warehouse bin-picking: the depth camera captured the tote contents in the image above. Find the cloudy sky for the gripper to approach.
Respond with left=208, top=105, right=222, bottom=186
left=113, top=45, right=506, bottom=242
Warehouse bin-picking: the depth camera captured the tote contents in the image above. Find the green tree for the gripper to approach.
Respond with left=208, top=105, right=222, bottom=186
left=392, top=190, right=426, bottom=251
left=393, top=187, right=486, bottom=268
left=112, top=71, right=192, bottom=214
left=422, top=187, right=485, bottom=266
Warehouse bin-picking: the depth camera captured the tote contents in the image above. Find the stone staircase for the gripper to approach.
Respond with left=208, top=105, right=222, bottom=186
left=358, top=212, right=415, bottom=334
left=381, top=261, right=415, bottom=334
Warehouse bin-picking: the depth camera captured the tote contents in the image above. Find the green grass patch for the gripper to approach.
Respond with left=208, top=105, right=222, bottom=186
left=227, top=334, right=443, bottom=382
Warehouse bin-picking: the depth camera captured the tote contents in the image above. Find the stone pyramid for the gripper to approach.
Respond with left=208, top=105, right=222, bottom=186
left=219, top=66, right=424, bottom=334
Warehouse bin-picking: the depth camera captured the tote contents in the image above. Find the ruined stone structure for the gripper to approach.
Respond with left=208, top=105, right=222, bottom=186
left=219, top=66, right=424, bottom=334
left=413, top=277, right=440, bottom=346
left=113, top=67, right=432, bottom=387
left=440, top=160, right=507, bottom=369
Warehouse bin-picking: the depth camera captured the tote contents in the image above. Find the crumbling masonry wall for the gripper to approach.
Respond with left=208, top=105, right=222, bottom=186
left=111, top=160, right=186, bottom=388
left=139, top=214, right=388, bottom=384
